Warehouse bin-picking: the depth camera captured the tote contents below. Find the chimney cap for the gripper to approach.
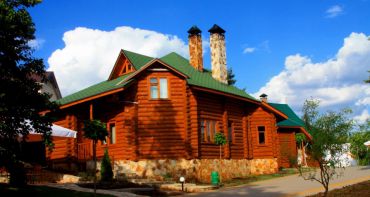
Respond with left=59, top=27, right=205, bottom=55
left=187, top=25, right=202, bottom=35
left=260, top=93, right=268, bottom=98
left=208, top=24, right=226, bottom=34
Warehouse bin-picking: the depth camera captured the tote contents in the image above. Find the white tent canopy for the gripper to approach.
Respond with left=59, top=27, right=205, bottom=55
left=29, top=124, right=77, bottom=138
left=364, top=141, right=370, bottom=147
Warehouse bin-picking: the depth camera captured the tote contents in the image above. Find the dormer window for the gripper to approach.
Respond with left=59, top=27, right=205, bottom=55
left=149, top=77, right=168, bottom=99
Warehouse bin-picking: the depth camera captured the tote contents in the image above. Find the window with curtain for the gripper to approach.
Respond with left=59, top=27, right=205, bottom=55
left=150, top=77, right=168, bottom=99
left=110, top=123, right=116, bottom=144
left=201, top=119, right=218, bottom=143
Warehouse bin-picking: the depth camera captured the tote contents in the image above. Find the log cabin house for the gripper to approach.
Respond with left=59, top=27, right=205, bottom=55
left=50, top=24, right=311, bottom=182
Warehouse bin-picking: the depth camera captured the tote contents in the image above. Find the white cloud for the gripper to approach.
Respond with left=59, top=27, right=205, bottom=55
left=353, top=109, right=369, bottom=124
left=242, top=40, right=270, bottom=54
left=243, top=47, right=256, bottom=54
left=253, top=33, right=370, bottom=119
left=48, top=26, right=191, bottom=96
left=28, top=38, right=45, bottom=50
left=326, top=5, right=343, bottom=18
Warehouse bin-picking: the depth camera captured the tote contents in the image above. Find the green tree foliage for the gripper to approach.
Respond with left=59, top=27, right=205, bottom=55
left=227, top=68, right=236, bottom=85
left=299, top=99, right=353, bottom=196
left=83, top=120, right=108, bottom=142
left=349, top=120, right=370, bottom=165
left=83, top=119, right=108, bottom=195
left=100, top=149, right=113, bottom=182
left=0, top=0, right=56, bottom=186
left=365, top=70, right=370, bottom=83
left=214, top=132, right=227, bottom=160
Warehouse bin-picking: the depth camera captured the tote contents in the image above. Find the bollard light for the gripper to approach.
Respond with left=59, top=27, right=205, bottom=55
left=179, top=176, right=185, bottom=191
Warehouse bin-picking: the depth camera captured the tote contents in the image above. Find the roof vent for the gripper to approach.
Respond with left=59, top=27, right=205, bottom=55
left=259, top=93, right=268, bottom=102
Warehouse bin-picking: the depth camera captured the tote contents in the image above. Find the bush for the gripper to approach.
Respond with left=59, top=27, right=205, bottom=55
left=100, top=149, right=113, bottom=182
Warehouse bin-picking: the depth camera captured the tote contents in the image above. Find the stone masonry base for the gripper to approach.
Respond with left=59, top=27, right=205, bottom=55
left=96, top=158, right=278, bottom=183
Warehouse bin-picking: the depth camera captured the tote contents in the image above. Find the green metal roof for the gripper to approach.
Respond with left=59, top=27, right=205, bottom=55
left=268, top=103, right=305, bottom=127
left=122, top=49, right=154, bottom=70
left=57, top=50, right=257, bottom=106
left=56, top=74, right=132, bottom=105
left=160, top=52, right=257, bottom=101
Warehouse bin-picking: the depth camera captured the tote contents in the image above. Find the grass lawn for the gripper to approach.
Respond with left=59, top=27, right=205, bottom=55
left=0, top=183, right=113, bottom=197
left=308, top=180, right=370, bottom=197
left=222, top=168, right=298, bottom=187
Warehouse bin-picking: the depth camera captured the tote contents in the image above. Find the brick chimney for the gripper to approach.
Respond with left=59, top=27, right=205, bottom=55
left=209, top=24, right=227, bottom=84
left=188, top=26, right=203, bottom=71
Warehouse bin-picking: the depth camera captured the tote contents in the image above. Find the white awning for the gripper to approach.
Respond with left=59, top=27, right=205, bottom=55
left=364, top=141, right=370, bottom=146
left=29, top=124, right=77, bottom=138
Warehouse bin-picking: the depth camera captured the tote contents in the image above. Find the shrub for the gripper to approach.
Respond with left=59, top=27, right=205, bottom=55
left=100, top=149, right=113, bottom=182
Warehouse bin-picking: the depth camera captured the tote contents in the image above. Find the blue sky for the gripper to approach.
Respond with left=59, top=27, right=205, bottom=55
left=29, top=0, right=370, bottom=123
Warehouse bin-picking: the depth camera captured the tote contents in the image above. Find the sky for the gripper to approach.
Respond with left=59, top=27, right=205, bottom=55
left=28, top=0, right=370, bottom=124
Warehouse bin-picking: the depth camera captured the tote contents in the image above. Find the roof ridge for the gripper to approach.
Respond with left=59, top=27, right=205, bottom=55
left=122, top=49, right=154, bottom=59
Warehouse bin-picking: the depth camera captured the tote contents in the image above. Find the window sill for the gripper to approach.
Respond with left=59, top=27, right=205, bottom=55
left=149, top=98, right=170, bottom=101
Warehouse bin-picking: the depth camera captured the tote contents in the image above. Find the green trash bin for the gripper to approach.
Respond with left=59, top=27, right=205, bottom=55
left=211, top=171, right=219, bottom=186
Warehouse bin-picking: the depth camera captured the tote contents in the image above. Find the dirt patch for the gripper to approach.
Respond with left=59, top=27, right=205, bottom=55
left=307, top=180, right=370, bottom=197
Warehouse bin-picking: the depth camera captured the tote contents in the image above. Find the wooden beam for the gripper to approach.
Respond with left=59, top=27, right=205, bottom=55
left=191, top=86, right=260, bottom=105
left=89, top=103, right=93, bottom=120
left=278, top=126, right=313, bottom=141
left=60, top=88, right=124, bottom=109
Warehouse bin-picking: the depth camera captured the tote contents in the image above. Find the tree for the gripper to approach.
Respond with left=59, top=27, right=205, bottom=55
left=365, top=71, right=370, bottom=83
left=214, top=132, right=227, bottom=184
left=227, top=68, right=236, bottom=85
left=0, top=0, right=56, bottom=186
left=83, top=119, right=108, bottom=196
left=349, top=120, right=370, bottom=165
left=295, top=133, right=308, bottom=166
left=299, top=99, right=353, bottom=196
left=100, top=149, right=113, bottom=182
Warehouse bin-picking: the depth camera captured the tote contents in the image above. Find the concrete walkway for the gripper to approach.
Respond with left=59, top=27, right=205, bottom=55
left=187, top=166, right=370, bottom=197
left=45, top=183, right=143, bottom=197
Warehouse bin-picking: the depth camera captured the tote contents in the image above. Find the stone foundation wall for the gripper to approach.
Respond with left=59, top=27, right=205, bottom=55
left=96, top=158, right=278, bottom=183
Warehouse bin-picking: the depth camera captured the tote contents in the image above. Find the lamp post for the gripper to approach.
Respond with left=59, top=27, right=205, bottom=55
left=179, top=176, right=185, bottom=191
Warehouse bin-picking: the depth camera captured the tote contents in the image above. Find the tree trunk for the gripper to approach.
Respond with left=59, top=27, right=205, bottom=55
left=323, top=184, right=329, bottom=197
left=219, top=145, right=222, bottom=183
left=93, top=140, right=97, bottom=197
left=302, top=141, right=307, bottom=166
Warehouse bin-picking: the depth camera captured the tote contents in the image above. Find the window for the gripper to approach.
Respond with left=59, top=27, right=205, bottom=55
left=109, top=123, right=116, bottom=144
left=258, top=126, right=265, bottom=144
left=102, top=123, right=116, bottom=145
left=150, top=77, right=168, bottom=99
left=150, top=78, right=158, bottom=99
left=201, top=120, right=206, bottom=142
left=201, top=119, right=218, bottom=143
left=228, top=121, right=233, bottom=143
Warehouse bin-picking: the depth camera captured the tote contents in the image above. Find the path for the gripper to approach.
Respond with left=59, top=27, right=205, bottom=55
left=187, top=166, right=370, bottom=197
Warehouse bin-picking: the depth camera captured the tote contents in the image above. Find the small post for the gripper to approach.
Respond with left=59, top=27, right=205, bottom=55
left=179, top=176, right=185, bottom=191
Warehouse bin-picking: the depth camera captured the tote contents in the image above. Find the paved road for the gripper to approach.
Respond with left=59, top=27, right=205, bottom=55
left=187, top=166, right=370, bottom=197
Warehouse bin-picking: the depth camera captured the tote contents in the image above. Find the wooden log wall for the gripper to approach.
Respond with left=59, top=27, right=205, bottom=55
left=47, top=114, right=77, bottom=160
left=134, top=64, right=187, bottom=159
left=197, top=92, right=224, bottom=159
left=249, top=107, right=278, bottom=159
left=277, top=128, right=298, bottom=168
left=226, top=99, right=246, bottom=159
